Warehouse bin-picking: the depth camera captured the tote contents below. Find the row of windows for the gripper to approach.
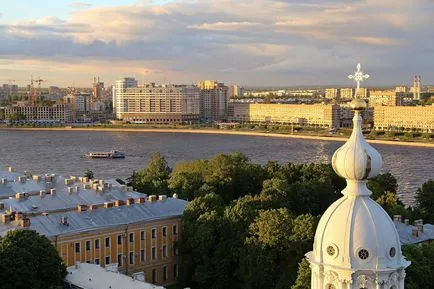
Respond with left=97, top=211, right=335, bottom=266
left=74, top=225, right=178, bottom=253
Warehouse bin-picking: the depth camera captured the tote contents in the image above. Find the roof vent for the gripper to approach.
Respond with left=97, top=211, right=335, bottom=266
left=42, top=212, right=49, bottom=216
left=31, top=205, right=38, bottom=210
left=61, top=216, right=69, bottom=226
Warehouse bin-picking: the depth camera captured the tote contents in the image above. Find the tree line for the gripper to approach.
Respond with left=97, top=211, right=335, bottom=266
left=127, top=152, right=434, bottom=289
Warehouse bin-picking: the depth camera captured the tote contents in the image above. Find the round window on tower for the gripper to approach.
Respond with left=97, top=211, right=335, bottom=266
left=327, top=246, right=335, bottom=256
left=358, top=249, right=370, bottom=260
left=389, top=247, right=396, bottom=258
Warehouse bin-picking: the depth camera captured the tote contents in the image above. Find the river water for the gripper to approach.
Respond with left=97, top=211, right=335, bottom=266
left=0, top=130, right=432, bottom=205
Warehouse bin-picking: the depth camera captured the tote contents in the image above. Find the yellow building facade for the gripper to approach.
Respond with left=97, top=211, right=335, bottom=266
left=374, top=106, right=434, bottom=131
left=229, top=103, right=339, bottom=128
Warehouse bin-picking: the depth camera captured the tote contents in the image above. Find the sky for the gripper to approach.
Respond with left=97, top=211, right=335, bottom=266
left=0, top=0, right=433, bottom=87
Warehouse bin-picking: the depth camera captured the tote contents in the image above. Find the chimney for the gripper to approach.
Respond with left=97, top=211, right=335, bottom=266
left=0, top=202, right=4, bottom=210
left=77, top=205, right=88, bottom=212
left=67, top=187, right=73, bottom=193
left=412, top=228, right=419, bottom=237
left=126, top=198, right=135, bottom=206
left=50, top=188, right=56, bottom=196
left=120, top=185, right=127, bottom=192
left=104, top=202, right=113, bottom=208
left=74, top=186, right=79, bottom=193
left=1, top=178, right=7, bottom=185
left=114, top=200, right=124, bottom=207
left=88, top=204, right=99, bottom=210
left=1, top=213, right=11, bottom=224
left=33, top=175, right=41, bottom=182
left=148, top=195, right=157, bottom=202
left=415, top=219, right=424, bottom=233
left=15, top=192, right=24, bottom=200
left=393, top=215, right=402, bottom=223
left=158, top=195, right=167, bottom=202
left=19, top=215, right=31, bottom=227
left=18, top=176, right=26, bottom=183
left=8, top=166, right=14, bottom=172
left=173, top=193, right=178, bottom=199
left=404, top=219, right=410, bottom=226
left=135, top=197, right=146, bottom=204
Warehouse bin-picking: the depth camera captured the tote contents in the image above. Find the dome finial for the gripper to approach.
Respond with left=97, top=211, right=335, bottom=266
left=332, top=63, right=382, bottom=196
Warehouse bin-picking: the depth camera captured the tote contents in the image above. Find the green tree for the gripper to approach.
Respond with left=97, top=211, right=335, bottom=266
left=368, top=172, right=398, bottom=200
left=168, top=160, right=208, bottom=200
left=291, top=258, right=311, bottom=289
left=84, top=168, right=94, bottom=179
left=0, top=230, right=66, bottom=289
left=128, top=152, right=171, bottom=195
left=402, top=243, right=434, bottom=289
left=415, top=179, right=434, bottom=223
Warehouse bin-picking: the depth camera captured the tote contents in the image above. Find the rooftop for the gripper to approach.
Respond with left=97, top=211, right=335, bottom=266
left=65, top=262, right=165, bottom=289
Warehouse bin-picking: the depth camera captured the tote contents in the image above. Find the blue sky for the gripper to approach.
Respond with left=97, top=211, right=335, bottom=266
left=0, top=0, right=433, bottom=87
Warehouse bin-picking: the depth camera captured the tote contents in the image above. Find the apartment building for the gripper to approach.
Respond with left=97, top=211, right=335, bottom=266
left=197, top=80, right=229, bottom=121
left=114, top=80, right=200, bottom=123
left=5, top=104, right=73, bottom=123
left=0, top=169, right=187, bottom=286
left=369, top=90, right=404, bottom=106
left=228, top=103, right=339, bottom=128
left=374, top=106, right=434, bottom=132
left=324, top=88, right=339, bottom=100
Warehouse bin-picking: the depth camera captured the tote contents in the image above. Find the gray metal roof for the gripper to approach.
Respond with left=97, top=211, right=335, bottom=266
left=395, top=222, right=434, bottom=245
left=0, top=197, right=187, bottom=238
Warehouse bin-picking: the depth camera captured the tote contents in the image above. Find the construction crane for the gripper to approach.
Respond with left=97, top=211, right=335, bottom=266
left=24, top=76, right=48, bottom=106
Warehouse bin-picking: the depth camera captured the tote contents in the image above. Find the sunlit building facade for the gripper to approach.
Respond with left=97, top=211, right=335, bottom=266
left=374, top=106, right=434, bottom=131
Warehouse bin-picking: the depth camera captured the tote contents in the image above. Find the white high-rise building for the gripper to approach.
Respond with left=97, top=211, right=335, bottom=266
left=113, top=77, right=138, bottom=113
left=307, top=64, right=410, bottom=289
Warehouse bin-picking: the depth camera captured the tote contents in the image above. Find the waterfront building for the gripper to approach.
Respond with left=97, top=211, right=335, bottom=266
left=324, top=88, right=339, bottom=101
left=307, top=63, right=410, bottom=289
left=113, top=77, right=138, bottom=113
left=197, top=80, right=229, bottom=121
left=64, top=93, right=91, bottom=112
left=374, top=105, right=434, bottom=132
left=228, top=103, right=339, bottom=128
left=340, top=88, right=354, bottom=100
left=0, top=168, right=186, bottom=286
left=369, top=90, right=404, bottom=106
left=5, top=104, right=73, bottom=123
left=114, top=80, right=200, bottom=123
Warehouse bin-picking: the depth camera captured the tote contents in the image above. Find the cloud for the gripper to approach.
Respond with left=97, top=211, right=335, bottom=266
left=70, top=2, right=93, bottom=9
left=0, top=0, right=433, bottom=86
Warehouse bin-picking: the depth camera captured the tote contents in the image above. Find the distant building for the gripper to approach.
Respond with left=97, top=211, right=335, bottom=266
left=231, top=85, right=244, bottom=97
left=64, top=94, right=90, bottom=113
left=228, top=103, right=339, bottom=128
left=197, top=80, right=229, bottom=121
left=5, top=104, right=72, bottom=123
left=369, top=90, right=404, bottom=106
left=374, top=105, right=434, bottom=131
left=339, top=88, right=354, bottom=100
left=113, top=77, right=138, bottom=113
left=393, top=215, right=434, bottom=245
left=0, top=168, right=186, bottom=286
left=114, top=80, right=200, bottom=123
left=395, top=85, right=407, bottom=93
left=412, top=76, right=422, bottom=100
left=324, top=88, right=339, bottom=101
left=92, top=77, right=105, bottom=101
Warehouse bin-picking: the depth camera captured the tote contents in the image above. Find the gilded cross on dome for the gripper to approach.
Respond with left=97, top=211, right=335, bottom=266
left=348, top=63, right=369, bottom=94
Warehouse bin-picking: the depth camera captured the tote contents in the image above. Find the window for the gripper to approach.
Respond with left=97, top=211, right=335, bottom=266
left=173, top=225, right=178, bottom=235
left=129, top=233, right=134, bottom=243
left=95, top=258, right=100, bottom=265
left=117, top=254, right=122, bottom=266
left=152, top=247, right=156, bottom=260
left=174, top=264, right=179, bottom=278
left=327, top=246, right=336, bottom=256
left=95, top=239, right=100, bottom=249
left=389, top=247, right=396, bottom=258
left=140, top=230, right=145, bottom=240
left=163, top=266, right=168, bottom=281
left=152, top=228, right=156, bottom=239
left=173, top=242, right=179, bottom=256
left=162, top=227, right=167, bottom=237
left=129, top=252, right=134, bottom=265
left=141, top=249, right=145, bottom=263
left=105, top=256, right=110, bottom=265
left=75, top=242, right=81, bottom=253
left=358, top=249, right=370, bottom=260
left=105, top=237, right=110, bottom=248
left=86, top=240, right=91, bottom=251
left=162, top=245, right=167, bottom=258
left=152, top=269, right=157, bottom=283
left=117, top=235, right=122, bottom=245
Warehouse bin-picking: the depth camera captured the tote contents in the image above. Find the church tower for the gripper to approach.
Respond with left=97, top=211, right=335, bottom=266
left=306, top=64, right=410, bottom=289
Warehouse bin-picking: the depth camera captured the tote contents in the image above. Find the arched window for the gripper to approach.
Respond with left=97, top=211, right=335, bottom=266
left=326, top=285, right=336, bottom=289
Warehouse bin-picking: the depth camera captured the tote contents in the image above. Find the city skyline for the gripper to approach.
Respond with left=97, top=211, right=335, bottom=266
left=1, top=0, right=434, bottom=86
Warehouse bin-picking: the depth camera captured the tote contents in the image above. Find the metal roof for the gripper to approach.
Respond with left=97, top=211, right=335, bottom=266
left=395, top=222, right=434, bottom=245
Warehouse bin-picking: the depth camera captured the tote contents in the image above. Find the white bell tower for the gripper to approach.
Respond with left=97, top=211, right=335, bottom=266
left=306, top=63, right=410, bottom=289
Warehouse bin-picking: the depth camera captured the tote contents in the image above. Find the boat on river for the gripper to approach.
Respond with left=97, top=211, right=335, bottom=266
left=85, top=150, right=125, bottom=159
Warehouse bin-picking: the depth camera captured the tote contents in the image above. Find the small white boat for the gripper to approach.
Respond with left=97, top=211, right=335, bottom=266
left=85, top=150, right=125, bottom=159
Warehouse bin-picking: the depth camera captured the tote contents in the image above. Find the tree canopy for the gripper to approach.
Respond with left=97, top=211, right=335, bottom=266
left=0, top=230, right=66, bottom=289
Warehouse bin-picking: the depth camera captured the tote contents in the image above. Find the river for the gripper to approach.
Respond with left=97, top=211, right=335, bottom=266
left=0, top=130, right=432, bottom=205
